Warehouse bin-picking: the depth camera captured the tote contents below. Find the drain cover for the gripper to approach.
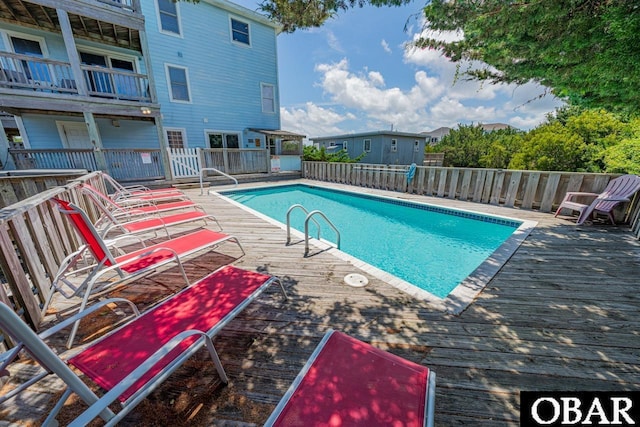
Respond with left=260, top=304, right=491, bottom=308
left=344, top=273, right=369, bottom=288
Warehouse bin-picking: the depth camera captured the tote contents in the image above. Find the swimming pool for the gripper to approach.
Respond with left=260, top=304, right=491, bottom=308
left=218, top=184, right=534, bottom=305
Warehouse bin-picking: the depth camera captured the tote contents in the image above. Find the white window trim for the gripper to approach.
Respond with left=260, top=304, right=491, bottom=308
left=260, top=82, right=276, bottom=114
left=363, top=139, right=371, bottom=152
left=164, top=63, right=191, bottom=103
left=229, top=16, right=251, bottom=47
left=164, top=127, right=188, bottom=149
left=414, top=140, right=420, bottom=152
left=343, top=140, right=348, bottom=150
left=156, top=0, right=183, bottom=38
left=391, top=139, right=397, bottom=152
left=2, top=31, right=49, bottom=57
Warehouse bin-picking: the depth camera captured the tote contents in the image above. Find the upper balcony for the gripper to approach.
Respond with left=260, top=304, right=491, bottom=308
left=0, top=0, right=145, bottom=51
left=0, top=50, right=156, bottom=116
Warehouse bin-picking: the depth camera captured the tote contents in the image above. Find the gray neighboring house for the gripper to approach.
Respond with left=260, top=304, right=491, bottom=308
left=422, top=123, right=513, bottom=145
left=422, top=127, right=451, bottom=145
left=311, top=131, right=426, bottom=165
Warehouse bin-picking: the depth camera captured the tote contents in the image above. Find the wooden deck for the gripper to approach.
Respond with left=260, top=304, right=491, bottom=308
left=3, top=179, right=640, bottom=426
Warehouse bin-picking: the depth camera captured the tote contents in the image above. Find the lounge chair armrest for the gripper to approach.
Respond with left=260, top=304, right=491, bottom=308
left=563, top=191, right=599, bottom=200
left=91, top=246, right=184, bottom=287
left=38, top=298, right=140, bottom=342
left=112, top=197, right=152, bottom=207
left=68, top=329, right=212, bottom=427
left=103, top=233, right=147, bottom=250
left=0, top=345, right=23, bottom=374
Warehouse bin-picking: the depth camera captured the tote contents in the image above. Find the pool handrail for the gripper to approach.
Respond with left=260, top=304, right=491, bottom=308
left=304, top=210, right=340, bottom=257
left=200, top=167, right=238, bottom=195
left=286, top=204, right=321, bottom=244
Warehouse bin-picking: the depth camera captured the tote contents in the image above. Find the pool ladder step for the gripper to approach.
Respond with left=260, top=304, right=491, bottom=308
left=286, top=204, right=340, bottom=257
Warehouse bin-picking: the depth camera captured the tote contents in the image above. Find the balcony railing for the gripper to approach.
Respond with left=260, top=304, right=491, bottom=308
left=81, top=64, right=150, bottom=101
left=0, top=51, right=151, bottom=102
left=0, top=52, right=76, bottom=93
left=98, top=0, right=136, bottom=11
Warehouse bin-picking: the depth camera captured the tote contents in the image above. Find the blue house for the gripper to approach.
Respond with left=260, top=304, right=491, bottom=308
left=0, top=0, right=301, bottom=178
left=311, top=131, right=426, bottom=166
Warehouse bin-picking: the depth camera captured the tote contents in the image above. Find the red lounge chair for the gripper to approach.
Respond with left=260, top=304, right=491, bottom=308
left=101, top=210, right=221, bottom=239
left=101, top=172, right=186, bottom=202
left=0, top=265, right=287, bottom=426
left=265, top=329, right=436, bottom=427
left=82, top=183, right=202, bottom=224
left=48, top=198, right=244, bottom=347
left=555, top=174, right=640, bottom=225
left=83, top=185, right=221, bottom=238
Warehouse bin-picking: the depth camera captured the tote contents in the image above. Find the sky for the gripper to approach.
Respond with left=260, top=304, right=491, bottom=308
left=236, top=0, right=565, bottom=139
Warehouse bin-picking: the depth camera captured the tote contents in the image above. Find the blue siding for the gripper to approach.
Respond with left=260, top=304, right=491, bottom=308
left=2, top=0, right=280, bottom=153
left=313, top=133, right=426, bottom=165
left=21, top=116, right=68, bottom=149
left=97, top=119, right=158, bottom=149
left=141, top=0, right=280, bottom=148
left=22, top=115, right=158, bottom=150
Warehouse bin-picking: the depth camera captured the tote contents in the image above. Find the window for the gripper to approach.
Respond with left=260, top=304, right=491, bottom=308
left=391, top=139, right=397, bottom=152
left=80, top=52, right=136, bottom=96
left=9, top=35, right=50, bottom=83
left=414, top=140, right=420, bottom=152
left=230, top=18, right=250, bottom=45
left=165, top=128, right=186, bottom=149
left=207, top=132, right=240, bottom=149
left=343, top=141, right=348, bottom=150
left=166, top=65, right=190, bottom=102
left=261, top=83, right=275, bottom=113
left=157, top=0, right=181, bottom=35
left=363, top=139, right=371, bottom=152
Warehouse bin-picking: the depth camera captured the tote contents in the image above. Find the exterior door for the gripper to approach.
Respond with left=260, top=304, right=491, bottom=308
left=56, top=121, right=93, bottom=169
left=59, top=122, right=89, bottom=149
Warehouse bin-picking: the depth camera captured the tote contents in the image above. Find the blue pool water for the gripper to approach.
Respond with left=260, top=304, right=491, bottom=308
left=222, top=184, right=521, bottom=298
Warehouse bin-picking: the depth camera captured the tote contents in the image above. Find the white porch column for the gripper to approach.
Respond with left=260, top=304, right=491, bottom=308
left=0, top=120, right=15, bottom=170
left=83, top=112, right=107, bottom=172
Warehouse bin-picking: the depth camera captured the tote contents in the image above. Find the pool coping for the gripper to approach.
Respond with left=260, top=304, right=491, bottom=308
left=212, top=182, right=537, bottom=315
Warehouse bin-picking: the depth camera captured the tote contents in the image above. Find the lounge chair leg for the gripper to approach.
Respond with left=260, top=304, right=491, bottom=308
left=43, top=388, right=73, bottom=427
left=203, top=337, right=228, bottom=384
left=275, top=278, right=288, bottom=301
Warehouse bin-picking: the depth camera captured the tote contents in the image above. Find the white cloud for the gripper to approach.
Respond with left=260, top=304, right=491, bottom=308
left=281, top=15, right=564, bottom=138
left=315, top=58, right=442, bottom=130
left=381, top=39, right=392, bottom=54
left=326, top=31, right=343, bottom=53
left=281, top=102, right=356, bottom=138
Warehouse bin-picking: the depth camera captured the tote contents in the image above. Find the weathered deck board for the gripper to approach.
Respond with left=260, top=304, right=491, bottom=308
left=3, top=179, right=639, bottom=426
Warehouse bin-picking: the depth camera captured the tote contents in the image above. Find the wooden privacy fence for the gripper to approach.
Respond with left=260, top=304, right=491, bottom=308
left=0, top=170, right=89, bottom=209
left=0, top=172, right=108, bottom=334
left=302, top=162, right=640, bottom=238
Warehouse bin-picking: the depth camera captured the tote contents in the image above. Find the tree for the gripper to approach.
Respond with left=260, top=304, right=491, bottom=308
left=480, top=129, right=523, bottom=169
left=303, top=145, right=364, bottom=162
left=508, top=122, right=589, bottom=172
left=602, top=139, right=640, bottom=174
left=601, top=118, right=640, bottom=174
left=416, top=1, right=640, bottom=113
left=434, top=124, right=486, bottom=167
left=259, top=0, right=640, bottom=113
left=258, top=0, right=412, bottom=32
